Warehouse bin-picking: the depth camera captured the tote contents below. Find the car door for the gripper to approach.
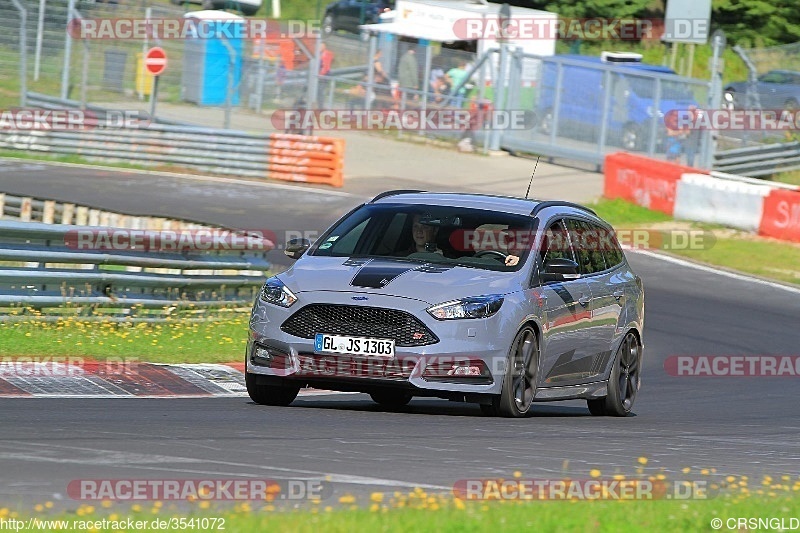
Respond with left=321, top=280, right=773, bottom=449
left=757, top=71, right=785, bottom=108
left=341, top=0, right=370, bottom=32
left=559, top=218, right=616, bottom=383
left=536, top=218, right=595, bottom=387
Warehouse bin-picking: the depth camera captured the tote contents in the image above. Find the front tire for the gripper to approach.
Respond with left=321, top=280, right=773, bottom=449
left=587, top=331, right=641, bottom=417
left=481, top=326, right=539, bottom=418
left=246, top=372, right=300, bottom=406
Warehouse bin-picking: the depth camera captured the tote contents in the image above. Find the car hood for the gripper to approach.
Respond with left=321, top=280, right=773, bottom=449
left=281, top=257, right=524, bottom=306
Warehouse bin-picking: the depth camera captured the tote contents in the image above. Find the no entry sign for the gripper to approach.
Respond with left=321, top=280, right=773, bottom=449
left=144, top=47, right=167, bottom=76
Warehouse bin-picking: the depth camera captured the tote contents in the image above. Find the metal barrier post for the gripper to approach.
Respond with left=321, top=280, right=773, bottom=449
left=365, top=33, right=377, bottom=112
left=549, top=61, right=564, bottom=146
left=646, top=78, right=662, bottom=157
left=11, top=0, right=28, bottom=107
left=488, top=43, right=509, bottom=152
left=702, top=31, right=726, bottom=169
left=219, top=36, right=237, bottom=130
left=308, top=37, right=322, bottom=108
left=80, top=38, right=89, bottom=109
left=61, top=0, right=76, bottom=100
left=418, top=41, right=432, bottom=136
left=597, top=69, right=613, bottom=156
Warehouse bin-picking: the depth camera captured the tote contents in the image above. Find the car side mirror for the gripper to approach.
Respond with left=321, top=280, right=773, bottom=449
left=284, top=238, right=311, bottom=260
left=540, top=258, right=580, bottom=283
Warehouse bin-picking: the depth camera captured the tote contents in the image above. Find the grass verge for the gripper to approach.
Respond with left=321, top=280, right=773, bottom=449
left=0, top=313, right=249, bottom=363
left=3, top=491, right=799, bottom=532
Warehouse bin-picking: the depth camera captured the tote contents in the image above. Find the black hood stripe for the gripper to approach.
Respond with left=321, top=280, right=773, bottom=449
left=350, top=259, right=416, bottom=289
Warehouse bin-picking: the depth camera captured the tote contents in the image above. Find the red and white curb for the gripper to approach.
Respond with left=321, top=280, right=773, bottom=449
left=0, top=362, right=351, bottom=398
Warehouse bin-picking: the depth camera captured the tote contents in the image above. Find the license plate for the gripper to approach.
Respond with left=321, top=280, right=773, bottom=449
left=314, top=333, right=395, bottom=357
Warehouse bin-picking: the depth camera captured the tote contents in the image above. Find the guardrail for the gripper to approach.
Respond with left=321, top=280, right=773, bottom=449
left=3, top=93, right=345, bottom=187
left=0, top=192, right=215, bottom=228
left=713, top=141, right=800, bottom=177
left=0, top=220, right=271, bottom=316
left=0, top=192, right=274, bottom=317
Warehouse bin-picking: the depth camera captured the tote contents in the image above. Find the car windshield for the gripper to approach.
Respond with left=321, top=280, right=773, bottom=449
left=310, top=203, right=536, bottom=272
left=625, top=76, right=696, bottom=101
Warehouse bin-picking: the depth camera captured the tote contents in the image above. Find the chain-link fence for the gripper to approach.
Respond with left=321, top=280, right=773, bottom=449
left=720, top=41, right=800, bottom=145
left=1, top=2, right=714, bottom=169
left=502, top=53, right=711, bottom=168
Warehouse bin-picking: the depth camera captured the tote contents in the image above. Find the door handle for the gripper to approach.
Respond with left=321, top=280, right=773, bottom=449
left=578, top=295, right=591, bottom=307
left=613, top=290, right=624, bottom=301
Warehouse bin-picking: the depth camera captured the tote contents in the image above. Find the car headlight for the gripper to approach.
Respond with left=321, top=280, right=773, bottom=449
left=427, top=295, right=504, bottom=320
left=260, top=277, right=298, bottom=308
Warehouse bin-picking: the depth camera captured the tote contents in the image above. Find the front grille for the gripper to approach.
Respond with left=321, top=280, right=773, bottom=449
left=281, top=304, right=439, bottom=347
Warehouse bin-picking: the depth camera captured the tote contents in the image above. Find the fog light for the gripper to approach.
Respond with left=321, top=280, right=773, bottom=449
left=422, top=358, right=491, bottom=382
left=448, top=365, right=483, bottom=376
left=253, top=345, right=274, bottom=362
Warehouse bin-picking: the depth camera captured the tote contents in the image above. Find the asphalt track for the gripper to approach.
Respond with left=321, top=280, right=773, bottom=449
left=1, top=162, right=800, bottom=506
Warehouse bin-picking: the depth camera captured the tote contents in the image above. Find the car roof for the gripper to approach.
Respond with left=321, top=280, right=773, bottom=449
left=369, top=191, right=598, bottom=219
left=558, top=54, right=676, bottom=74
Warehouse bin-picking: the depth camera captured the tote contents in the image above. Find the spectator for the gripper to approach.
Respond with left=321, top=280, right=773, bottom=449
left=370, top=50, right=391, bottom=109
left=319, top=43, right=334, bottom=76
left=317, top=43, right=335, bottom=105
left=682, top=105, right=701, bottom=167
left=397, top=48, right=419, bottom=103
left=446, top=60, right=470, bottom=108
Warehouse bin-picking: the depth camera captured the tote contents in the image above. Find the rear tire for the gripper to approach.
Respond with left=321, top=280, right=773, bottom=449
left=481, top=326, right=539, bottom=418
left=369, top=390, right=413, bottom=408
left=246, top=372, right=300, bottom=406
left=587, top=332, right=641, bottom=417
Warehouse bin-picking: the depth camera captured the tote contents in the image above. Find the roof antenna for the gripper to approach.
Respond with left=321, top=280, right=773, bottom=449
left=525, top=156, right=540, bottom=199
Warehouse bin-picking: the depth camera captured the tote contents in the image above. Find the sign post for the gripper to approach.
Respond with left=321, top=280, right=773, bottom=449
left=145, top=47, right=168, bottom=121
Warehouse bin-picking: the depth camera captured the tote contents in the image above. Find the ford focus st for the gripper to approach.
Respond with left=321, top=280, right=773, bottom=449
left=246, top=191, right=644, bottom=417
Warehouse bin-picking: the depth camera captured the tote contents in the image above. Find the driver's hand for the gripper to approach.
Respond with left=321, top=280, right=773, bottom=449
left=505, top=255, right=519, bottom=266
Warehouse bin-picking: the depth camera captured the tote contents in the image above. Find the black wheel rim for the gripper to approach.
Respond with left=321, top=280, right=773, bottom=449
left=512, top=330, right=537, bottom=412
left=617, top=333, right=640, bottom=411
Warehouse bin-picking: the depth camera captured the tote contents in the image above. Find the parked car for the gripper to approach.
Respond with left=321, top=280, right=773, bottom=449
left=724, top=70, right=800, bottom=111
left=171, top=0, right=262, bottom=17
left=246, top=191, right=645, bottom=417
left=322, top=0, right=394, bottom=35
left=536, top=53, right=699, bottom=151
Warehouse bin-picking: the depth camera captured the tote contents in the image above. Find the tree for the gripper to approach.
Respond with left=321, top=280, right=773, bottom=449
left=712, top=0, right=800, bottom=46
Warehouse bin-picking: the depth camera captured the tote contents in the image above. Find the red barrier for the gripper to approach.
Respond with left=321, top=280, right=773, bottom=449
left=758, top=188, right=800, bottom=243
left=604, top=153, right=699, bottom=215
left=267, top=133, right=344, bottom=187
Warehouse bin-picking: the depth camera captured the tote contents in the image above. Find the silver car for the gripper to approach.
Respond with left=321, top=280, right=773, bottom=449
left=246, top=191, right=644, bottom=417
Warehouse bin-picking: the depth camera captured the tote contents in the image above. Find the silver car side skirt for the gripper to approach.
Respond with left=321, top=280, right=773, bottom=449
left=534, top=380, right=608, bottom=401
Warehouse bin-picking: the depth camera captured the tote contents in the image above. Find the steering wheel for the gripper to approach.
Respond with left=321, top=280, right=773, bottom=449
left=473, top=250, right=509, bottom=261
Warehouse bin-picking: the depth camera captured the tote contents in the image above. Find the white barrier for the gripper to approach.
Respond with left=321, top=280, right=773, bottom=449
left=674, top=173, right=775, bottom=232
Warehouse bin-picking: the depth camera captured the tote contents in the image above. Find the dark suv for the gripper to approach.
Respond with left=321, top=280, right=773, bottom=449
left=322, top=0, right=394, bottom=35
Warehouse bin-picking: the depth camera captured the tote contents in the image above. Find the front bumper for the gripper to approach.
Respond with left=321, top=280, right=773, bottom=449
left=247, top=291, right=517, bottom=396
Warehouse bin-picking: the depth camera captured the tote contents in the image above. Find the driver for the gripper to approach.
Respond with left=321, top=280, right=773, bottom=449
left=411, top=214, right=443, bottom=254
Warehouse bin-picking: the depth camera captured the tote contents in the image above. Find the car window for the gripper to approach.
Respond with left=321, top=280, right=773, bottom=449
left=322, top=218, right=370, bottom=256
left=311, top=203, right=535, bottom=272
left=539, top=219, right=574, bottom=266
left=601, top=226, right=626, bottom=269
left=760, top=72, right=786, bottom=83
left=566, top=219, right=606, bottom=275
